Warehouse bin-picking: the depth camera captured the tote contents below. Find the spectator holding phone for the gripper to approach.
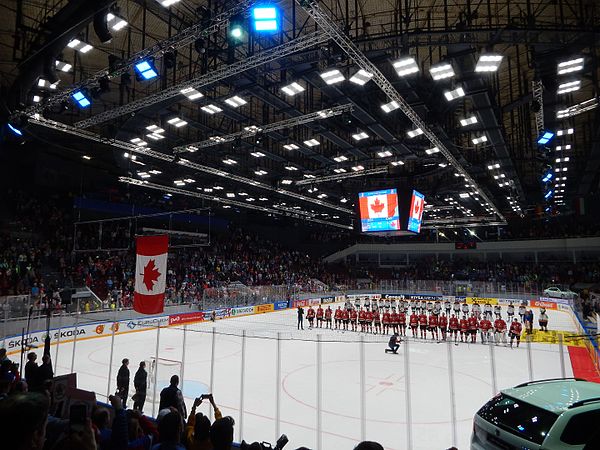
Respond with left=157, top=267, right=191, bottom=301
left=186, top=394, right=222, bottom=450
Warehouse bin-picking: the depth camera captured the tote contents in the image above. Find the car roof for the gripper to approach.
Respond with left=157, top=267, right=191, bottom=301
left=502, top=380, right=600, bottom=414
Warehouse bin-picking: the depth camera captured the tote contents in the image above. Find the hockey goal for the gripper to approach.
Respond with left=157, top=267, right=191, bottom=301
left=144, top=357, right=183, bottom=402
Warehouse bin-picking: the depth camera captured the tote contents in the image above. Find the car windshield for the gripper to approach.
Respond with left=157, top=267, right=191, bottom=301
left=477, top=394, right=559, bottom=445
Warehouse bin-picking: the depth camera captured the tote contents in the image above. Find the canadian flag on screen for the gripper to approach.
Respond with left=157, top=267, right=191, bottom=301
left=411, top=194, right=424, bottom=220
left=366, top=194, right=397, bottom=219
left=134, top=235, right=168, bottom=315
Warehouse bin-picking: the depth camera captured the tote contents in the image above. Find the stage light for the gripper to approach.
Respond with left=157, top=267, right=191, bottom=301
left=255, top=170, right=268, bottom=176
left=55, top=60, right=72, bottom=72
left=544, top=190, right=554, bottom=200
left=557, top=57, right=584, bottom=75
left=283, top=144, right=299, bottom=150
left=377, top=150, right=392, bottom=158
left=460, top=115, right=478, bottom=126
left=106, top=13, right=128, bottom=31
left=224, top=95, right=247, bottom=107
left=557, top=80, right=581, bottom=95
left=7, top=123, right=23, bottom=136
left=381, top=100, right=400, bottom=113
left=475, top=54, right=503, bottom=72
left=281, top=179, right=293, bottom=185
left=444, top=86, right=465, bottom=101
left=72, top=90, right=91, bottom=108
left=556, top=128, right=574, bottom=136
left=472, top=135, right=488, bottom=145
left=244, top=125, right=262, bottom=133
left=156, top=0, right=181, bottom=7
left=393, top=57, right=419, bottom=76
left=250, top=151, right=265, bottom=157
left=537, top=131, right=555, bottom=145
left=252, top=6, right=279, bottom=31
left=82, top=155, right=92, bottom=160
left=541, top=171, right=553, bottom=183
left=304, top=139, right=320, bottom=147
left=181, top=87, right=203, bottom=100
left=406, top=127, right=423, bottom=138
left=67, top=38, right=93, bottom=53
left=459, top=192, right=470, bottom=198
left=93, top=10, right=113, bottom=43
left=37, top=79, right=59, bottom=89
left=333, top=168, right=347, bottom=173
left=229, top=14, right=245, bottom=40
left=201, top=104, right=222, bottom=114
left=349, top=69, right=373, bottom=85
left=429, top=62, right=455, bottom=80
left=425, top=147, right=440, bottom=155
left=167, top=117, right=187, bottom=127
left=391, top=160, right=404, bottom=166
left=285, top=166, right=298, bottom=171
left=333, top=155, right=348, bottom=162
left=352, top=131, right=369, bottom=141
left=130, top=138, right=147, bottom=146
left=135, top=59, right=158, bottom=80
left=319, top=69, right=345, bottom=85
left=32, top=95, right=41, bottom=103
left=223, top=158, right=237, bottom=165
left=351, top=165, right=364, bottom=171
left=281, top=82, right=304, bottom=96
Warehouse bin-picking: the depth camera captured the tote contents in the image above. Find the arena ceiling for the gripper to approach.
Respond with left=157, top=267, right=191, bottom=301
left=0, top=0, right=599, bottom=231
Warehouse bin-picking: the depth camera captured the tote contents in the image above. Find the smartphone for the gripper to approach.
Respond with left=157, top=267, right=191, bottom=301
left=69, top=404, right=87, bottom=428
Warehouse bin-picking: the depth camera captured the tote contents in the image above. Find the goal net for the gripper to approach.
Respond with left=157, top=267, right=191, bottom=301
left=144, top=357, right=183, bottom=403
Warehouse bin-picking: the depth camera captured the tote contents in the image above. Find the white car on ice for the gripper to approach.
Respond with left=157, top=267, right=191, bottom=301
left=543, top=286, right=577, bottom=299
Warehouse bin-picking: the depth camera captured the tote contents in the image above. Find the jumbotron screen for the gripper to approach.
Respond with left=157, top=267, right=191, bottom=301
left=358, top=189, right=400, bottom=232
left=407, top=190, right=425, bottom=233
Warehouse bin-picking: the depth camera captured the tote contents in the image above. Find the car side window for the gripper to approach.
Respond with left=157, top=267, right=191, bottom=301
left=560, top=410, right=600, bottom=445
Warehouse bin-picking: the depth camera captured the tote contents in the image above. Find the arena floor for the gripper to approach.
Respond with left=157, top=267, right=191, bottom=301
left=45, top=306, right=579, bottom=450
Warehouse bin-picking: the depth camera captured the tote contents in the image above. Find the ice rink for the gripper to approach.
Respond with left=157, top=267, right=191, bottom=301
left=43, top=305, right=579, bottom=450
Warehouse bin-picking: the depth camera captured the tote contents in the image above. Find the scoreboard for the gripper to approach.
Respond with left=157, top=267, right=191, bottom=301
left=358, top=188, right=425, bottom=236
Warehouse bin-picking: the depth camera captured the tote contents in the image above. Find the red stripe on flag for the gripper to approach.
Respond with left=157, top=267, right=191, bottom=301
left=136, top=234, right=169, bottom=256
left=134, top=292, right=165, bottom=315
left=568, top=346, right=600, bottom=383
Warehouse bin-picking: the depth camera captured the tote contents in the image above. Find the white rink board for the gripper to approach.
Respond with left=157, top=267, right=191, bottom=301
left=31, top=307, right=578, bottom=450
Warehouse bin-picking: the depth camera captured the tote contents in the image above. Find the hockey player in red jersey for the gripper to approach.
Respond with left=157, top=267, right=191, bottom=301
left=449, top=314, right=459, bottom=342
left=459, top=316, right=469, bottom=342
left=341, top=308, right=349, bottom=331
left=428, top=313, right=439, bottom=340
left=334, top=307, right=342, bottom=330
left=382, top=309, right=390, bottom=334
left=307, top=306, right=315, bottom=329
left=468, top=314, right=479, bottom=343
left=494, top=316, right=507, bottom=345
left=398, top=310, right=406, bottom=337
left=479, top=316, right=492, bottom=344
left=358, top=308, right=366, bottom=332
left=325, top=306, right=333, bottom=329
left=372, top=309, right=381, bottom=334
left=418, top=312, right=428, bottom=339
left=509, top=318, right=523, bottom=347
left=365, top=309, right=374, bottom=333
left=350, top=307, right=358, bottom=332
left=409, top=312, right=418, bottom=338
left=438, top=313, right=448, bottom=341
left=316, top=305, right=324, bottom=328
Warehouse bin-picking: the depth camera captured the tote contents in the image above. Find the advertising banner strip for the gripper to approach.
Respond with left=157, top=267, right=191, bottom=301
left=254, top=304, right=275, bottom=314
left=466, top=297, right=499, bottom=305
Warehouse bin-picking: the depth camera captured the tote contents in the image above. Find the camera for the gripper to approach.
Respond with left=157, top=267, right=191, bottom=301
left=240, top=434, right=288, bottom=450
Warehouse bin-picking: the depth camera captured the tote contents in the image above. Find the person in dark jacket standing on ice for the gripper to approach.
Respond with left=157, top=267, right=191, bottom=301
left=297, top=306, right=304, bottom=330
left=133, top=360, right=147, bottom=411
left=117, top=358, right=130, bottom=408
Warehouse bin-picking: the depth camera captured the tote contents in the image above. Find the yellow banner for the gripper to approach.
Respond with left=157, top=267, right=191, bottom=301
left=526, top=329, right=586, bottom=347
left=254, top=304, right=274, bottom=314
left=466, top=297, right=498, bottom=305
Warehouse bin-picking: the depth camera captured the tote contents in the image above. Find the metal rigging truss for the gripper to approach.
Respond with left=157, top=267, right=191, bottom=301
left=23, top=0, right=258, bottom=117
left=74, top=31, right=328, bottom=128
left=296, top=0, right=506, bottom=224
left=119, top=177, right=353, bottom=230
left=532, top=80, right=544, bottom=135
left=29, top=115, right=353, bottom=215
left=173, top=103, right=354, bottom=153
left=295, top=167, right=388, bottom=185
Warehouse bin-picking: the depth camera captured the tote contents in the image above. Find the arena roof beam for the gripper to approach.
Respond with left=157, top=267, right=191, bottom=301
left=23, top=0, right=259, bottom=117
left=173, top=103, right=354, bottom=153
left=297, top=0, right=506, bottom=224
left=73, top=31, right=328, bottom=129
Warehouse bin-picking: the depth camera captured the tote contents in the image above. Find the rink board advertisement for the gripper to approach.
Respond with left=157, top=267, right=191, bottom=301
left=274, top=300, right=289, bottom=310
left=168, top=312, right=205, bottom=325
left=231, top=306, right=255, bottom=316
left=530, top=300, right=558, bottom=310
left=466, top=297, right=499, bottom=305
left=254, top=303, right=274, bottom=314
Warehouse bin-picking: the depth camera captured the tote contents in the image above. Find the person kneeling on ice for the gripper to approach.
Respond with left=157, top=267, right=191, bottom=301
left=385, top=333, right=402, bottom=354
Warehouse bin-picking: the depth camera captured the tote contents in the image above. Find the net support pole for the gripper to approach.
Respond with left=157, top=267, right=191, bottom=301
left=239, top=329, right=247, bottom=442
left=558, top=333, right=566, bottom=378
left=316, top=334, right=323, bottom=450
left=275, top=332, right=281, bottom=441
left=181, top=325, right=188, bottom=392
left=151, top=323, right=161, bottom=417
left=526, top=335, right=534, bottom=381
left=446, top=340, right=458, bottom=447
left=489, top=340, right=498, bottom=395
left=107, top=315, right=117, bottom=400
left=209, top=327, right=216, bottom=421
left=403, top=337, right=413, bottom=450
left=359, top=334, right=366, bottom=442
left=70, top=301, right=80, bottom=373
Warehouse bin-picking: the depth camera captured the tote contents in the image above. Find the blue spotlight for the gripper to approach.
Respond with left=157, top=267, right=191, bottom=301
left=252, top=6, right=279, bottom=31
left=537, top=131, right=555, bottom=145
left=134, top=59, right=158, bottom=80
left=541, top=171, right=553, bottom=183
left=72, top=90, right=91, bottom=108
left=7, top=123, right=23, bottom=136
left=544, top=190, right=554, bottom=200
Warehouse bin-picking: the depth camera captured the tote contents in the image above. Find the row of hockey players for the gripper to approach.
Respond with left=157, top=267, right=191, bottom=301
left=305, top=305, right=548, bottom=347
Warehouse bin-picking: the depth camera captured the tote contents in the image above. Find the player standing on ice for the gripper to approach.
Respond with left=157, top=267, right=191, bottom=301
left=428, top=313, right=439, bottom=340
left=444, top=298, right=451, bottom=316
left=382, top=308, right=390, bottom=335
left=472, top=302, right=482, bottom=319
left=449, top=314, right=459, bottom=343
left=325, top=306, right=332, bottom=329
left=334, top=306, right=342, bottom=330
left=366, top=308, right=374, bottom=333
left=350, top=307, right=358, bottom=332
left=398, top=308, right=406, bottom=336
left=507, top=302, right=515, bottom=320
left=439, top=313, right=448, bottom=341
left=358, top=307, right=366, bottom=332
left=483, top=302, right=493, bottom=319
left=459, top=315, right=469, bottom=343
left=453, top=300, right=461, bottom=316
left=410, top=299, right=417, bottom=313
left=468, top=313, right=479, bottom=343
left=433, top=300, right=442, bottom=316
left=342, top=307, right=349, bottom=331
left=518, top=302, right=526, bottom=323
left=509, top=318, right=523, bottom=347
left=494, top=304, right=502, bottom=318
left=409, top=311, right=418, bottom=338
left=373, top=308, right=381, bottom=334
left=388, top=307, right=397, bottom=335
left=297, top=306, right=305, bottom=330
left=418, top=310, right=428, bottom=339
left=461, top=301, right=469, bottom=316
left=539, top=307, right=549, bottom=331
left=479, top=315, right=492, bottom=344
left=307, top=306, right=315, bottom=329
left=494, top=316, right=507, bottom=345
left=316, top=305, right=324, bottom=328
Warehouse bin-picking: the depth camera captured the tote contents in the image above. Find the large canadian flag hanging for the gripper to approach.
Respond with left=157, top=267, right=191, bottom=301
left=134, top=235, right=169, bottom=315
